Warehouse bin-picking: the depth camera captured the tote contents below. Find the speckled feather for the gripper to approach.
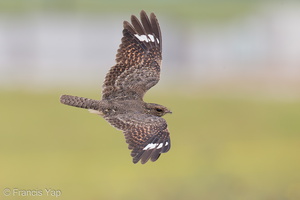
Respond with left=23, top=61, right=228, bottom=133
left=60, top=10, right=171, bottom=164
left=102, top=10, right=162, bottom=101
left=105, top=113, right=170, bottom=164
left=60, top=95, right=100, bottom=110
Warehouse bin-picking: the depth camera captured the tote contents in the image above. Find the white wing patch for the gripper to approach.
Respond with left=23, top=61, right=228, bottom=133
left=143, top=141, right=168, bottom=150
left=147, top=34, right=155, bottom=42
left=134, top=34, right=160, bottom=44
left=134, top=34, right=148, bottom=42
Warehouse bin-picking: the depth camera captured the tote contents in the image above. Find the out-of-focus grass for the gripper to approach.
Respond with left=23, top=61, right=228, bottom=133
left=0, top=0, right=258, bottom=21
left=1, top=89, right=300, bottom=200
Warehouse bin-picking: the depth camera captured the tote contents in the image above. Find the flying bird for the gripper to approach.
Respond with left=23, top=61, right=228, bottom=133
left=60, top=10, right=171, bottom=164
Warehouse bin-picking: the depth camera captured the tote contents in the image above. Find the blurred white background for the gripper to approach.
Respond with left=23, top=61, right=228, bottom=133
left=0, top=1, right=299, bottom=96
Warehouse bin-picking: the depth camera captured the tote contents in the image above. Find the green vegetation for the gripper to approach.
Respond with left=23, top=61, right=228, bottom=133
left=1, top=89, right=300, bottom=199
left=0, top=0, right=259, bottom=21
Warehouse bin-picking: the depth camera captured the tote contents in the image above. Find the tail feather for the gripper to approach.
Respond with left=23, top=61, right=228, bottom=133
left=60, top=95, right=100, bottom=110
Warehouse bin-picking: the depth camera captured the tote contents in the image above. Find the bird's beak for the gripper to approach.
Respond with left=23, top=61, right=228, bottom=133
left=167, top=110, right=172, bottom=114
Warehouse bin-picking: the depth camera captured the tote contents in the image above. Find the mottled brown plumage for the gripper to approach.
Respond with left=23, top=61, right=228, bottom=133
left=60, top=10, right=171, bottom=164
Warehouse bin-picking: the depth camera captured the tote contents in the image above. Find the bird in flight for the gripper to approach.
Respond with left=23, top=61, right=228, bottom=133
left=60, top=10, right=171, bottom=164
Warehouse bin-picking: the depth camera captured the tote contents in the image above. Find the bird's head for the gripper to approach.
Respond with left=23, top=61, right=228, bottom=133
left=146, top=103, right=172, bottom=117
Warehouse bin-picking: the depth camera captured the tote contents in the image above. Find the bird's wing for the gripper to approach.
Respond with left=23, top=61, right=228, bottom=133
left=102, top=10, right=162, bottom=101
left=105, top=113, right=170, bottom=164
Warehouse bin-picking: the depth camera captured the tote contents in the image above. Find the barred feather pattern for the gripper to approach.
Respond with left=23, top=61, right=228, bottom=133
left=105, top=113, right=170, bottom=164
left=102, top=10, right=162, bottom=101
left=60, top=10, right=171, bottom=164
left=60, top=95, right=100, bottom=110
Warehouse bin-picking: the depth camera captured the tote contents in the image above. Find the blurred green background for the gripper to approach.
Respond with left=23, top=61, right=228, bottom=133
left=1, top=0, right=300, bottom=200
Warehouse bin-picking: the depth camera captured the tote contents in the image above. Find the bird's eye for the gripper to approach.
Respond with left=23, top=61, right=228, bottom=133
left=156, top=108, right=163, bottom=112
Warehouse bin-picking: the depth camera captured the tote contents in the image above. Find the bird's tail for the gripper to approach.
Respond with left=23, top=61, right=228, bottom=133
left=60, top=95, right=100, bottom=110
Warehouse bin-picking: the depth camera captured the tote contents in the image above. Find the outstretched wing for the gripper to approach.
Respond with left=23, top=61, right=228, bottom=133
left=105, top=113, right=170, bottom=164
left=102, top=10, right=162, bottom=101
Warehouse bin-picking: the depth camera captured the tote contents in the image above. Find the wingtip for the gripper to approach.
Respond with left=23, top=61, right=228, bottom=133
left=140, top=10, right=147, bottom=15
left=132, top=151, right=162, bottom=164
left=140, top=10, right=149, bottom=20
left=150, top=12, right=156, bottom=20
